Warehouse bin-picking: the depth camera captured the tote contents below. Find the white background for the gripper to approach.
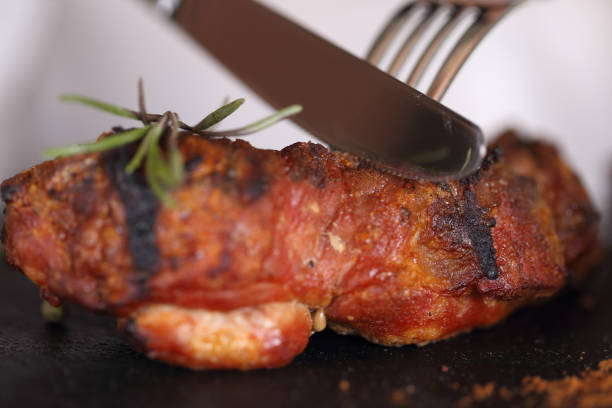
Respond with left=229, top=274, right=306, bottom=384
left=1, top=0, right=611, bottom=240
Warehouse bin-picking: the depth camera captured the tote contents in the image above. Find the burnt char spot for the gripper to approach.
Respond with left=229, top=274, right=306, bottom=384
left=1, top=223, right=7, bottom=247
left=241, top=154, right=266, bottom=202
left=308, top=143, right=328, bottom=188
left=481, top=146, right=502, bottom=171
left=213, top=144, right=269, bottom=203
left=184, top=156, right=203, bottom=173
left=584, top=208, right=600, bottom=228
left=463, top=189, right=499, bottom=280
left=283, top=143, right=328, bottom=189
left=1, top=184, right=18, bottom=204
left=439, top=182, right=451, bottom=192
left=308, top=142, right=329, bottom=157
left=430, top=202, right=466, bottom=247
left=102, top=144, right=160, bottom=285
left=462, top=146, right=503, bottom=186
left=244, top=178, right=266, bottom=202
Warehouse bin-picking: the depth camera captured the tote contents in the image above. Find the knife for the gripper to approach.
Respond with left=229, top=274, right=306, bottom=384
left=147, top=0, right=486, bottom=181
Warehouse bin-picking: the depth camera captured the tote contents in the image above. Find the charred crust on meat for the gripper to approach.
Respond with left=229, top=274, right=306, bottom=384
left=487, top=217, right=496, bottom=228
left=184, top=156, right=203, bottom=173
left=439, top=182, right=451, bottom=192
left=1, top=184, right=19, bottom=204
left=241, top=164, right=266, bottom=202
left=0, top=222, right=7, bottom=248
left=462, top=146, right=503, bottom=186
left=483, top=146, right=503, bottom=170
left=212, top=143, right=270, bottom=203
left=102, top=143, right=160, bottom=285
left=430, top=199, right=466, bottom=247
left=308, top=259, right=315, bottom=269
left=463, top=189, right=499, bottom=280
left=575, top=205, right=600, bottom=229
left=310, top=150, right=327, bottom=189
left=308, top=142, right=329, bottom=157
left=282, top=143, right=328, bottom=188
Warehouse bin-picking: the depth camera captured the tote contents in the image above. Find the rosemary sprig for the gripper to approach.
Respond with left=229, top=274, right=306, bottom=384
left=146, top=131, right=175, bottom=206
left=60, top=94, right=137, bottom=120
left=42, top=127, right=150, bottom=159
left=167, top=112, right=184, bottom=186
left=194, top=98, right=244, bottom=130
left=125, top=118, right=167, bottom=174
left=58, top=93, right=302, bottom=138
left=45, top=80, right=302, bottom=206
left=211, top=105, right=302, bottom=136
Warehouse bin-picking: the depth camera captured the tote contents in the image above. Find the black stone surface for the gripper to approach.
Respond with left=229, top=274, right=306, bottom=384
left=1, top=253, right=610, bottom=408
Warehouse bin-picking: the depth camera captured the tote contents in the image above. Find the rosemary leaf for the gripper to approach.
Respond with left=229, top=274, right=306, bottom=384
left=125, top=118, right=167, bottom=174
left=145, top=138, right=175, bottom=207
left=193, top=98, right=245, bottom=131
left=148, top=142, right=173, bottom=186
left=167, top=112, right=184, bottom=187
left=42, top=127, right=150, bottom=159
left=208, top=104, right=302, bottom=137
left=60, top=94, right=137, bottom=119
left=168, top=149, right=184, bottom=187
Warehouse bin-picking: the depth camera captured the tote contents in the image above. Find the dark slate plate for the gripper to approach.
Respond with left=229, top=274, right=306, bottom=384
left=1, top=252, right=610, bottom=408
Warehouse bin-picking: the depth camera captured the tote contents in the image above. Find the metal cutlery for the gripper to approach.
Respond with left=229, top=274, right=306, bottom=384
left=144, top=0, right=521, bottom=181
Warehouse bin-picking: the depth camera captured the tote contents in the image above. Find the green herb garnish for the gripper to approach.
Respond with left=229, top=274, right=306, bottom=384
left=42, top=127, right=151, bottom=160
left=44, top=80, right=302, bottom=205
left=194, top=98, right=244, bottom=130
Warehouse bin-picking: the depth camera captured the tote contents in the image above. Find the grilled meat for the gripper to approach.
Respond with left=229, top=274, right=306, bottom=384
left=494, top=131, right=600, bottom=278
left=1, top=131, right=598, bottom=369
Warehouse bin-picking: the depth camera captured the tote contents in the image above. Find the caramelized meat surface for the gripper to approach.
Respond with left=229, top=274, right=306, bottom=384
left=1, top=131, right=598, bottom=369
left=495, top=132, right=600, bottom=276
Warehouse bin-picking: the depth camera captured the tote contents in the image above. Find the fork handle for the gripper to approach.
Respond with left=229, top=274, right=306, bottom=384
left=427, top=5, right=515, bottom=100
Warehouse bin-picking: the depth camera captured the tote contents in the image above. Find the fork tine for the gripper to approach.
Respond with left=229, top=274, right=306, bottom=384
left=366, top=3, right=418, bottom=66
left=427, top=5, right=514, bottom=100
left=406, top=5, right=464, bottom=87
left=387, top=3, right=439, bottom=76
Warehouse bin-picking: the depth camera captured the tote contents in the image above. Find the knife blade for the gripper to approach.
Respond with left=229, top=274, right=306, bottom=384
left=159, top=0, right=486, bottom=180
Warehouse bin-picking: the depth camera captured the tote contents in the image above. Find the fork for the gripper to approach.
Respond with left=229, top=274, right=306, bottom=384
left=367, top=1, right=522, bottom=101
